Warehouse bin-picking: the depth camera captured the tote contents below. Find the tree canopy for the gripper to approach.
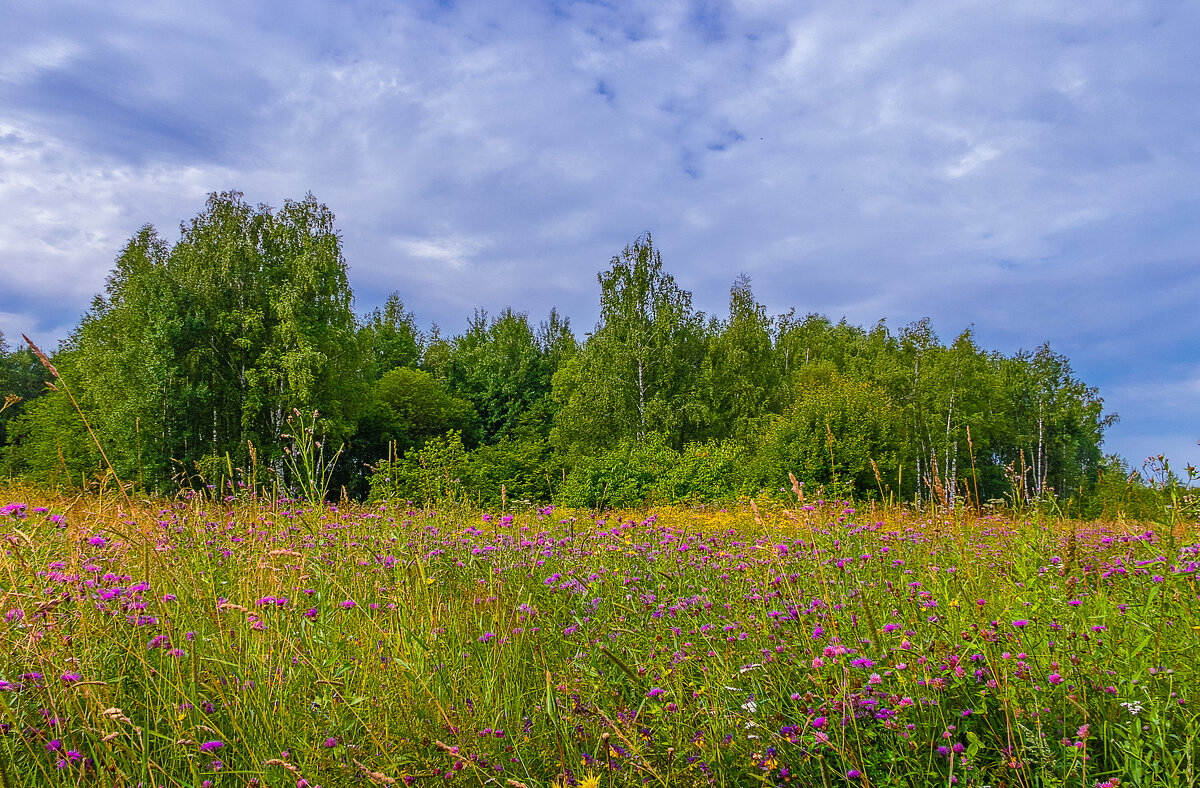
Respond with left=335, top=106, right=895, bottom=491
left=0, top=203, right=1118, bottom=509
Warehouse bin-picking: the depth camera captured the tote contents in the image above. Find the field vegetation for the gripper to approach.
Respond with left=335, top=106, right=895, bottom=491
left=0, top=485, right=1196, bottom=787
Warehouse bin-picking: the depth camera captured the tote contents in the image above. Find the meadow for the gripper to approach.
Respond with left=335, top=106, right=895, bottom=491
left=0, top=487, right=1196, bottom=787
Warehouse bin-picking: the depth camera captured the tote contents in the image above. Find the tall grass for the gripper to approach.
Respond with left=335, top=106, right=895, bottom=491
left=0, top=488, right=1196, bottom=787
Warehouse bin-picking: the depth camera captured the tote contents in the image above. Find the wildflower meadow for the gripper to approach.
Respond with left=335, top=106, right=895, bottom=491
left=0, top=488, right=1196, bottom=787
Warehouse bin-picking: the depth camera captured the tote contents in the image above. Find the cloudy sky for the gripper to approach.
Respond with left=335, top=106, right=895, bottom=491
left=1, top=0, right=1197, bottom=470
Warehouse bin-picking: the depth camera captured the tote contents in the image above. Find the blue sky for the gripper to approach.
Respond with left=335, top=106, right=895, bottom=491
left=1, top=0, right=1197, bottom=472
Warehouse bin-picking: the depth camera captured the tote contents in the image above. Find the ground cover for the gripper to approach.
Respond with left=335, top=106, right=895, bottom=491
left=0, top=489, right=1197, bottom=787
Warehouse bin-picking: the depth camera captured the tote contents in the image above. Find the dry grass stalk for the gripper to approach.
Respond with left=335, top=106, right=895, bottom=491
left=789, top=471, right=804, bottom=503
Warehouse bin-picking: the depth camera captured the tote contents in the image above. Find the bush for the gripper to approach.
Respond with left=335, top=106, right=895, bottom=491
left=368, top=430, right=468, bottom=508
left=463, top=436, right=560, bottom=507
left=557, top=433, right=679, bottom=509
left=557, top=435, right=766, bottom=509
left=650, top=439, right=758, bottom=503
left=756, top=365, right=902, bottom=500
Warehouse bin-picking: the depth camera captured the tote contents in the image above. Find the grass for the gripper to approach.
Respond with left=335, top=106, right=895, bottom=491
left=0, top=487, right=1197, bottom=787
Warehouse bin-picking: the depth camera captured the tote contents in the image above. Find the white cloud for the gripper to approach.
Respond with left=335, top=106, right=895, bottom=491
left=0, top=38, right=82, bottom=82
left=0, top=0, right=1197, bottom=463
left=390, top=236, right=488, bottom=272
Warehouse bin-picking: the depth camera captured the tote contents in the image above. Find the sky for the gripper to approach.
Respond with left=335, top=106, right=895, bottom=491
left=1, top=0, right=1197, bottom=472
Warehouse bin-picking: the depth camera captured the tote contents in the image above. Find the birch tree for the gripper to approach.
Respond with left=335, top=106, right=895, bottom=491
left=701, top=274, right=780, bottom=441
left=552, top=234, right=705, bottom=454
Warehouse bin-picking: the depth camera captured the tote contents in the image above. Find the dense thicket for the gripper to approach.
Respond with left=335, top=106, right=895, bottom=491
left=2, top=194, right=1129, bottom=510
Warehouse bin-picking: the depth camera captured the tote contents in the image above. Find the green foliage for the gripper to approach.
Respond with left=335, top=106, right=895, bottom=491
left=558, top=432, right=681, bottom=509
left=5, top=192, right=366, bottom=494
left=445, top=307, right=569, bottom=445
left=0, top=384, right=99, bottom=487
left=368, top=430, right=468, bottom=507
left=552, top=233, right=707, bottom=455
left=184, top=191, right=364, bottom=469
left=369, top=432, right=560, bottom=509
left=2, top=221, right=1125, bottom=513
left=650, top=438, right=757, bottom=503
left=557, top=434, right=761, bottom=509
left=0, top=338, right=46, bottom=451
left=375, top=366, right=476, bottom=450
left=698, top=274, right=781, bottom=442
left=463, top=435, right=560, bottom=506
left=359, top=292, right=422, bottom=380
left=62, top=226, right=177, bottom=488
left=761, top=364, right=903, bottom=500
left=1075, top=454, right=1163, bottom=521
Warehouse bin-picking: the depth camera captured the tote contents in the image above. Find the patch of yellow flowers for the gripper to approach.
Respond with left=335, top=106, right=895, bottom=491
left=550, top=771, right=601, bottom=788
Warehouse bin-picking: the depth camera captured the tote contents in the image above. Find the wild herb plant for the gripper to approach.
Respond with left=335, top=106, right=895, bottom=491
left=282, top=409, right=343, bottom=506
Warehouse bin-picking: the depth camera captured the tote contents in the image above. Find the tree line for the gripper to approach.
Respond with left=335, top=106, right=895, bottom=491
left=1, top=191, right=1125, bottom=510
